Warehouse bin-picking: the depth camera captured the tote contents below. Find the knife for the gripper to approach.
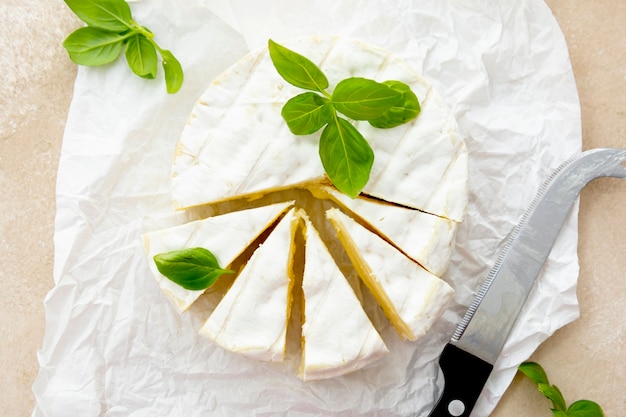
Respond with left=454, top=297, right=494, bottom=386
left=427, top=148, right=626, bottom=417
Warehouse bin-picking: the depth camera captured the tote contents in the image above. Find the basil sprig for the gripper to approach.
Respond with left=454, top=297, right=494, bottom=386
left=154, top=247, right=234, bottom=291
left=268, top=39, right=420, bottom=198
left=519, top=362, right=604, bottom=417
left=62, top=0, right=184, bottom=93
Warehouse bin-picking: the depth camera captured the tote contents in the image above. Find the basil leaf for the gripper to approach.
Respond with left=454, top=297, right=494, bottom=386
left=161, top=49, right=184, bottom=94
left=281, top=92, right=332, bottom=135
left=63, top=0, right=133, bottom=32
left=125, top=34, right=158, bottom=79
left=368, top=80, right=421, bottom=128
left=519, top=362, right=550, bottom=385
left=154, top=247, right=234, bottom=291
left=319, top=116, right=374, bottom=198
left=538, top=383, right=567, bottom=412
left=566, top=400, right=604, bottom=417
left=268, top=39, right=329, bottom=92
left=332, top=77, right=401, bottom=121
left=63, top=27, right=125, bottom=66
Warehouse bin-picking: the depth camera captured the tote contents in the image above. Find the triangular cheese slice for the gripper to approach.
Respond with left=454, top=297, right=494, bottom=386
left=310, top=183, right=458, bottom=277
left=300, top=215, right=389, bottom=381
left=143, top=201, right=294, bottom=311
left=326, top=208, right=454, bottom=341
left=358, top=112, right=468, bottom=223
left=199, top=208, right=299, bottom=362
left=171, top=36, right=467, bottom=219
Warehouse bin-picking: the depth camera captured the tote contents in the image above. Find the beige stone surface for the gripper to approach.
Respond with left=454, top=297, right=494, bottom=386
left=0, top=1, right=623, bottom=416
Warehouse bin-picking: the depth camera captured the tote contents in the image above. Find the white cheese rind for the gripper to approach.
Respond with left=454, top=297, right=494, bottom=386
left=172, top=36, right=468, bottom=221
left=199, top=208, right=298, bottom=362
left=143, top=201, right=294, bottom=311
left=310, top=184, right=458, bottom=277
left=326, top=208, right=454, bottom=341
left=300, top=216, right=389, bottom=381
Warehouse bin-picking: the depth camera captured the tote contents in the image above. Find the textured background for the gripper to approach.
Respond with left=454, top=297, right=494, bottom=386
left=0, top=0, right=624, bottom=416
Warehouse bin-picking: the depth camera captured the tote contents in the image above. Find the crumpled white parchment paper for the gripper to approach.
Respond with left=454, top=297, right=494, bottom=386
left=33, top=1, right=582, bottom=416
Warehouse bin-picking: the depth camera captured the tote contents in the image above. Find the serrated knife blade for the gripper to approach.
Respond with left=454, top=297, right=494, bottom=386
left=426, top=148, right=626, bottom=417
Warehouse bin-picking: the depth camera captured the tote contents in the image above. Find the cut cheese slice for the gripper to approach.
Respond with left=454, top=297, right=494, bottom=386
left=326, top=208, right=454, bottom=341
left=199, top=208, right=299, bottom=362
left=310, top=183, right=458, bottom=277
left=171, top=35, right=468, bottom=221
left=143, top=201, right=294, bottom=311
left=300, top=215, right=389, bottom=381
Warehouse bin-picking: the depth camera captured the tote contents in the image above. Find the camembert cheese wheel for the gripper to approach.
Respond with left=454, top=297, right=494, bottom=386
left=143, top=35, right=468, bottom=380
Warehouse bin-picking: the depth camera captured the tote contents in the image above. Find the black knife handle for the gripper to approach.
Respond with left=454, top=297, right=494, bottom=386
left=426, top=344, right=493, bottom=417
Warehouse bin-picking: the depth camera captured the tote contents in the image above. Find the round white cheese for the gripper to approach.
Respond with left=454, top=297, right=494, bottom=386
left=144, top=35, right=468, bottom=380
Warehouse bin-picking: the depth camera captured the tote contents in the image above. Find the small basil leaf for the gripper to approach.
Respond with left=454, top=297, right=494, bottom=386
left=154, top=247, right=234, bottom=291
left=566, top=400, right=604, bottom=417
left=519, top=362, right=550, bottom=386
left=281, top=92, right=332, bottom=135
left=331, top=77, right=401, bottom=121
left=368, top=80, right=421, bottom=128
left=268, top=39, right=329, bottom=92
left=125, top=34, right=158, bottom=79
left=63, top=0, right=133, bottom=32
left=160, top=49, right=184, bottom=94
left=63, top=27, right=125, bottom=66
left=319, top=116, right=374, bottom=198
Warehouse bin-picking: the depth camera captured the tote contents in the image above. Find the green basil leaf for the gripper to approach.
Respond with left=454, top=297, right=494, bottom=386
left=281, top=92, right=332, bottom=135
left=538, top=383, right=568, bottom=412
left=125, top=34, right=158, bottom=79
left=368, top=80, right=421, bottom=128
left=268, top=39, right=329, bottom=92
left=63, top=27, right=125, bottom=66
left=63, top=0, right=133, bottom=32
left=319, top=116, right=374, bottom=198
left=519, top=362, right=604, bottom=417
left=160, top=49, right=184, bottom=94
left=154, top=247, right=234, bottom=291
left=519, top=362, right=550, bottom=386
left=331, top=77, right=401, bottom=121
left=566, top=400, right=604, bottom=417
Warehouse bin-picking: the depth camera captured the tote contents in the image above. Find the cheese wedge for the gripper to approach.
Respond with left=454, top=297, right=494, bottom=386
left=199, top=208, right=299, bottom=362
left=171, top=35, right=468, bottom=221
left=326, top=208, right=454, bottom=341
left=309, top=183, right=458, bottom=277
left=300, top=215, right=389, bottom=381
left=143, top=201, right=294, bottom=311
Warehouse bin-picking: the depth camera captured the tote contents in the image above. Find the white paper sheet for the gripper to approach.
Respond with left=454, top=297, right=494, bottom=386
left=33, top=1, right=582, bottom=416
